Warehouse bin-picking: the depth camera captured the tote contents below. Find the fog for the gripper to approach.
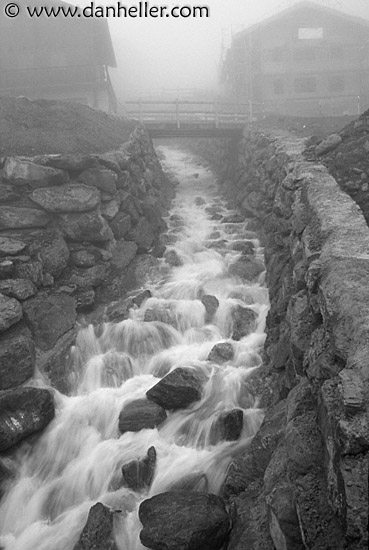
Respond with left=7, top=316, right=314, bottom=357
left=75, top=0, right=369, bottom=100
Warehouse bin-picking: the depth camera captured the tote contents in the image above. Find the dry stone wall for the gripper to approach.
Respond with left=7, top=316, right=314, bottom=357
left=192, top=131, right=369, bottom=550
left=0, top=125, right=173, bottom=459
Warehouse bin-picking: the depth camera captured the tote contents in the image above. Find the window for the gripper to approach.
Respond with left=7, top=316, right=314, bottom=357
left=273, top=79, right=284, bottom=95
left=298, top=27, right=323, bottom=39
left=294, top=77, right=317, bottom=93
left=294, top=48, right=316, bottom=62
left=328, top=75, right=345, bottom=93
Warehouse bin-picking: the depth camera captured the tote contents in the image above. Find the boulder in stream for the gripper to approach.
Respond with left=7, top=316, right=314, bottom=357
left=73, top=502, right=118, bottom=550
left=229, top=257, right=264, bottom=281
left=231, top=306, right=258, bottom=341
left=201, top=294, right=219, bottom=322
left=118, top=398, right=167, bottom=434
left=207, top=342, right=234, bottom=364
left=146, top=367, right=203, bottom=410
left=216, top=409, right=244, bottom=441
left=0, top=387, right=54, bottom=451
left=122, top=446, right=157, bottom=491
left=139, top=491, right=231, bottom=550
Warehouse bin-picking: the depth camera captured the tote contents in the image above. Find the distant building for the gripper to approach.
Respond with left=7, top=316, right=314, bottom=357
left=221, top=1, right=369, bottom=117
left=0, top=0, right=117, bottom=112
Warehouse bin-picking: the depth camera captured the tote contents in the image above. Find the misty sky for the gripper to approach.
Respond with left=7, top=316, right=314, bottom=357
left=76, top=0, right=369, bottom=99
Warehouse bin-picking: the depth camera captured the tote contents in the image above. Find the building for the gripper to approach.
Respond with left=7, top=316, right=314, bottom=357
left=221, top=1, right=369, bottom=117
left=0, top=0, right=117, bottom=112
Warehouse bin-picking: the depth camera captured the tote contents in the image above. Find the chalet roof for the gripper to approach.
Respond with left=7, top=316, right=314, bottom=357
left=233, top=0, right=369, bottom=40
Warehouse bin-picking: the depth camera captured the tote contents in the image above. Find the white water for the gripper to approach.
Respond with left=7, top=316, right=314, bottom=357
left=0, top=148, right=269, bottom=550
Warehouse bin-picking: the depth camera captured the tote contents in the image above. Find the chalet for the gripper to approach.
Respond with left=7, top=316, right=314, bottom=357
left=222, top=1, right=369, bottom=116
left=0, top=0, right=117, bottom=112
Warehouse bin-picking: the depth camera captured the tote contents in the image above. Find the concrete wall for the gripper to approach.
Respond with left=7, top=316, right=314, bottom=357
left=192, top=130, right=368, bottom=550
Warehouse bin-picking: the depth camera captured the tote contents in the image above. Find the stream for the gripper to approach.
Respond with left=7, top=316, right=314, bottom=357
left=0, top=147, right=269, bottom=550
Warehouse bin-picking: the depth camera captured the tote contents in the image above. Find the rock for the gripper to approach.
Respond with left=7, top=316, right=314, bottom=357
left=231, top=241, right=255, bottom=255
left=30, top=230, right=70, bottom=277
left=126, top=217, right=155, bottom=252
left=0, top=279, right=37, bottom=301
left=216, top=409, right=244, bottom=441
left=0, top=260, right=15, bottom=280
left=146, top=367, right=203, bottom=410
left=22, top=293, right=76, bottom=350
left=57, top=211, right=113, bottom=242
left=207, top=342, right=234, bottom=364
left=164, top=249, right=183, bottom=267
left=110, top=240, right=138, bottom=271
left=69, top=265, right=108, bottom=289
left=0, top=327, right=35, bottom=390
left=169, top=473, right=208, bottom=492
left=339, top=369, right=366, bottom=416
left=31, top=153, right=95, bottom=172
left=3, top=157, right=68, bottom=188
left=231, top=306, right=258, bottom=340
left=0, top=183, right=20, bottom=203
left=222, top=213, right=245, bottom=223
left=0, top=236, right=27, bottom=256
left=78, top=167, right=118, bottom=194
left=132, top=290, right=152, bottom=308
left=201, top=294, right=219, bottom=322
left=0, top=207, right=49, bottom=229
left=110, top=212, right=131, bottom=240
left=101, top=200, right=120, bottom=221
left=315, top=134, right=342, bottom=156
left=30, top=184, right=100, bottom=213
left=0, top=293, right=22, bottom=332
left=75, top=289, right=95, bottom=311
left=71, top=250, right=96, bottom=269
left=14, top=260, right=43, bottom=287
left=139, top=491, right=231, bottom=550
left=194, top=196, right=207, bottom=206
left=73, top=502, right=117, bottom=550
left=119, top=398, right=167, bottom=434
left=122, top=446, right=156, bottom=490
left=229, top=257, right=264, bottom=280
left=0, top=387, right=54, bottom=451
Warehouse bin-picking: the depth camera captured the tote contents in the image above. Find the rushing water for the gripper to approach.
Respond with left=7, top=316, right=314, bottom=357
left=0, top=147, right=269, bottom=550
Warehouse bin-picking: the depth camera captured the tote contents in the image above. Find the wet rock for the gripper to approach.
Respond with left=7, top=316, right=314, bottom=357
left=0, top=387, right=54, bottom=451
left=78, top=167, right=118, bottom=195
left=73, top=502, right=117, bottom=550
left=139, top=491, right=231, bottom=550
left=207, top=342, right=234, bottom=364
left=0, top=293, right=22, bottom=332
left=211, top=213, right=223, bottom=221
left=164, top=249, right=183, bottom=267
left=169, top=473, right=208, bottom=492
left=144, top=306, right=176, bottom=327
left=119, top=398, right=167, bottom=434
left=315, top=134, right=342, bottom=156
left=0, top=259, right=15, bottom=280
left=231, top=306, right=258, bottom=340
left=229, top=257, right=264, bottom=281
left=231, top=241, right=255, bottom=255
left=0, top=236, right=27, bottom=256
left=3, top=157, right=68, bottom=188
left=104, top=299, right=132, bottom=323
left=30, top=184, right=100, bottom=213
left=207, top=239, right=228, bottom=249
left=216, top=409, right=244, bottom=441
left=194, top=196, right=207, bottom=206
left=75, top=289, right=95, bottom=311
left=0, top=279, right=37, bottom=301
left=0, top=207, right=49, bottom=229
left=339, top=369, right=365, bottom=416
left=57, top=211, right=113, bottom=242
left=110, top=212, right=131, bottom=239
left=132, top=290, right=152, bottom=308
left=22, top=293, right=76, bottom=350
left=201, top=294, right=219, bottom=322
left=146, top=367, right=203, bottom=410
left=0, top=327, right=35, bottom=390
left=110, top=240, right=138, bottom=271
left=222, top=213, right=245, bottom=223
left=122, top=446, right=157, bottom=490
left=126, top=217, right=154, bottom=252
left=69, top=265, right=108, bottom=289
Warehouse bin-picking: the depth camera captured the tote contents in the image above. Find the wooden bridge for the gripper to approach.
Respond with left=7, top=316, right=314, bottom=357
left=124, top=99, right=250, bottom=138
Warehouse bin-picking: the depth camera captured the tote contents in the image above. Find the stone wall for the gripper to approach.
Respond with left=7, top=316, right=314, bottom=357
left=0, top=125, right=173, bottom=458
left=191, top=132, right=369, bottom=550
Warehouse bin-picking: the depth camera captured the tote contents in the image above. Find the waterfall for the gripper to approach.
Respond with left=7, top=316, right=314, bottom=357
left=0, top=147, right=269, bottom=550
